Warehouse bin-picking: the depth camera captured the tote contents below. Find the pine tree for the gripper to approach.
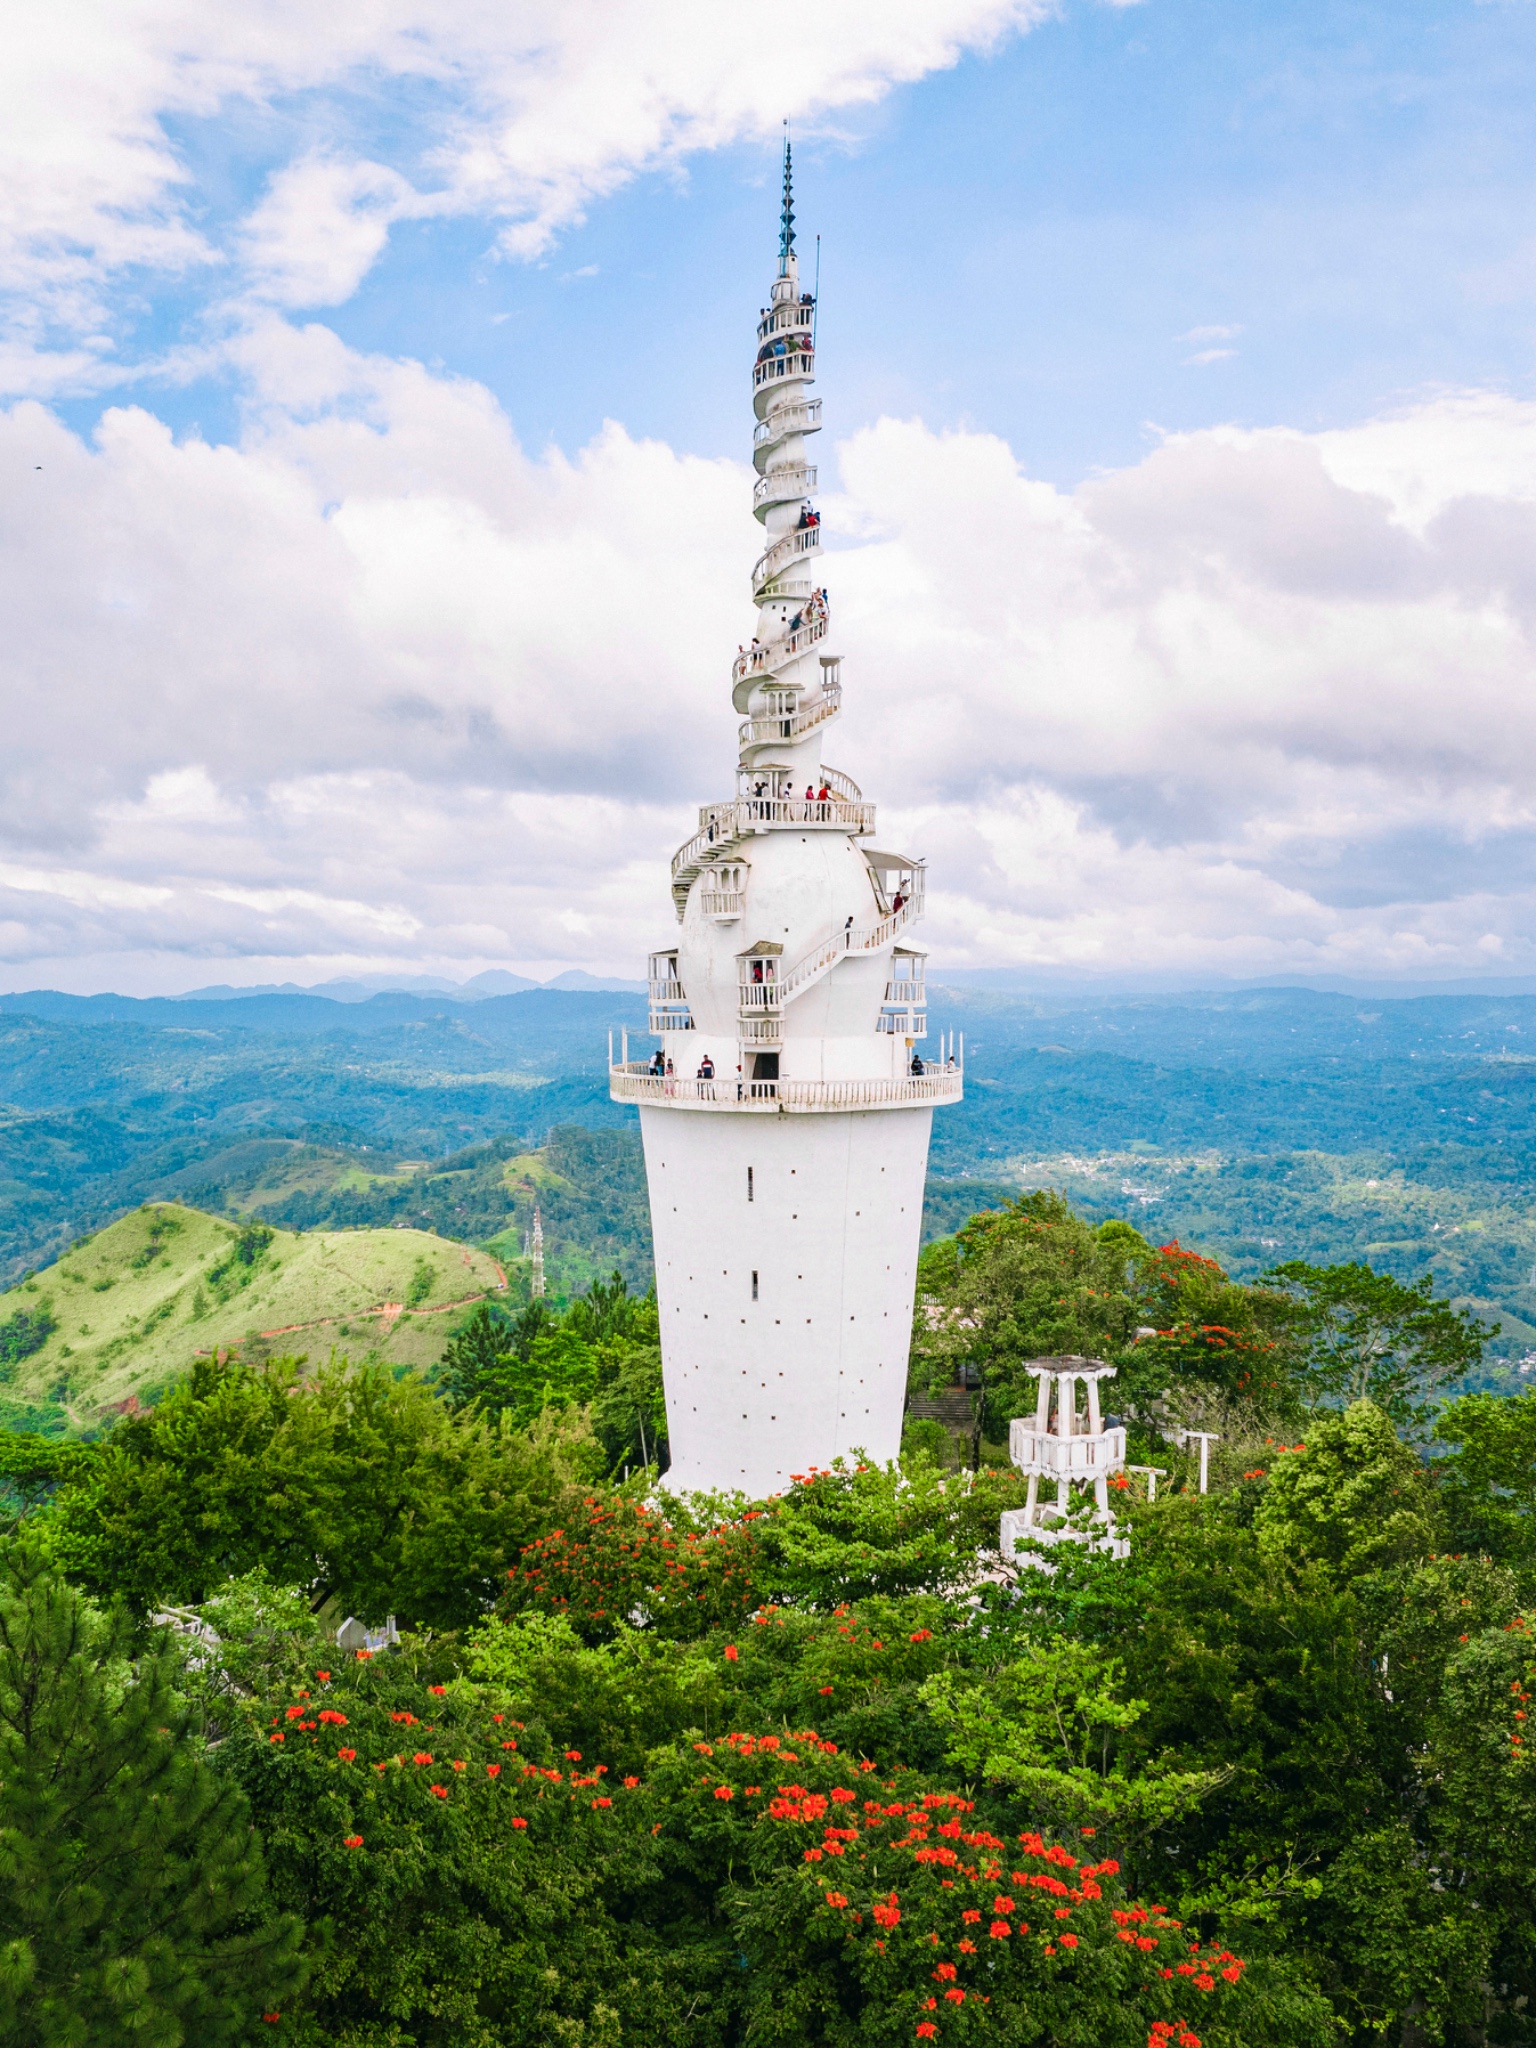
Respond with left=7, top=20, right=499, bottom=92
left=0, top=1541, right=304, bottom=2045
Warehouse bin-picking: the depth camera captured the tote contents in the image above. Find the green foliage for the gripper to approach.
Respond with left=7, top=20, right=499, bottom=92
left=919, top=1638, right=1226, bottom=1843
left=439, top=1277, right=666, bottom=1476
left=0, top=1540, right=303, bottom=2043
left=1263, top=1259, right=1494, bottom=1427
left=0, top=1303, right=55, bottom=1370
left=1434, top=1384, right=1536, bottom=1567
left=43, top=1353, right=598, bottom=1627
left=1252, top=1401, right=1442, bottom=1579
left=404, top=1255, right=435, bottom=1308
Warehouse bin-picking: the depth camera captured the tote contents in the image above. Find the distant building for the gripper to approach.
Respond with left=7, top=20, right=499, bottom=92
left=610, top=145, right=962, bottom=1495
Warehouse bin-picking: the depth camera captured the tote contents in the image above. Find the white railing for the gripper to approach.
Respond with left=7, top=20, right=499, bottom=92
left=754, top=398, right=822, bottom=459
left=1008, top=1424, right=1129, bottom=1477
left=753, top=463, right=817, bottom=511
left=758, top=304, right=815, bottom=342
left=818, top=763, right=863, bottom=803
left=732, top=613, right=827, bottom=685
left=698, top=889, right=744, bottom=920
left=649, top=1005, right=694, bottom=1034
left=736, top=881, right=925, bottom=1019
left=648, top=975, right=686, bottom=1003
left=754, top=349, right=814, bottom=391
left=877, top=1007, right=927, bottom=1038
left=738, top=683, right=840, bottom=748
left=752, top=524, right=820, bottom=595
left=671, top=794, right=875, bottom=884
left=738, top=1015, right=782, bottom=1043
left=738, top=978, right=783, bottom=1011
left=609, top=1063, right=962, bottom=1112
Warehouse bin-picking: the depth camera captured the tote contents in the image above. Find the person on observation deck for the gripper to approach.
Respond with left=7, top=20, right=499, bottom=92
left=910, top=1050, right=925, bottom=1077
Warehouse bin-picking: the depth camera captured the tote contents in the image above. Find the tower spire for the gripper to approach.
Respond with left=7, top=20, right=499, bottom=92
left=778, top=130, right=795, bottom=276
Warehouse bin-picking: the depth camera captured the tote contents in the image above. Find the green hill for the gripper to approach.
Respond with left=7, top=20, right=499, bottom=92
left=0, top=1203, right=507, bottom=1433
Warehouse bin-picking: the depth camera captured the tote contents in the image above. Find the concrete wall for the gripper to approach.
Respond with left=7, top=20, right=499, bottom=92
left=641, top=1099, right=933, bottom=1495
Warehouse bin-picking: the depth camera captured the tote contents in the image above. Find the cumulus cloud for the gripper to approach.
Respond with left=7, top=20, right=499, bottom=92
left=0, top=0, right=1051, bottom=359
left=5, top=331, right=1536, bottom=988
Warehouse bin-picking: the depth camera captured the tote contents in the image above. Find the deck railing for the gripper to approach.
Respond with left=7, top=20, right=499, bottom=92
left=752, top=524, right=820, bottom=595
left=1007, top=1423, right=1129, bottom=1477
left=754, top=397, right=822, bottom=461
left=753, top=463, right=817, bottom=511
left=753, top=349, right=814, bottom=391
left=732, top=613, right=827, bottom=684
left=738, top=682, right=840, bottom=748
left=609, top=1063, right=962, bottom=1112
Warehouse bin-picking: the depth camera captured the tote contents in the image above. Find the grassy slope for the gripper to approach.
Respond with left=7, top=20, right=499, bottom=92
left=0, top=1203, right=505, bottom=1431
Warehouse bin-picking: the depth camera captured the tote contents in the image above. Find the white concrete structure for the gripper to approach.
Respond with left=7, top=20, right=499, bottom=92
left=612, top=146, right=961, bottom=1496
left=999, top=1356, right=1130, bottom=1563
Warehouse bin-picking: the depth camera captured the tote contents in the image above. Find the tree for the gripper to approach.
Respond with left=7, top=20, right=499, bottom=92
left=1433, top=1385, right=1536, bottom=1567
left=44, top=1353, right=596, bottom=1629
left=0, top=1541, right=303, bottom=2044
left=1264, top=1259, right=1492, bottom=1428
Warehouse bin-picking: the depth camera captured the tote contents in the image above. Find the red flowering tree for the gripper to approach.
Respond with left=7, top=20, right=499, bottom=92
left=501, top=1491, right=767, bottom=1640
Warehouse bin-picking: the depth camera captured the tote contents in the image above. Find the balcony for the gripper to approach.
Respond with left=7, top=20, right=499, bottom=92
left=609, top=1062, right=963, bottom=1114
left=698, top=888, right=744, bottom=922
left=753, top=347, right=814, bottom=393
left=752, top=523, right=820, bottom=597
left=738, top=1015, right=782, bottom=1045
left=757, top=302, right=815, bottom=343
left=738, top=680, right=840, bottom=749
left=877, top=1006, right=927, bottom=1038
left=1007, top=1423, right=1129, bottom=1478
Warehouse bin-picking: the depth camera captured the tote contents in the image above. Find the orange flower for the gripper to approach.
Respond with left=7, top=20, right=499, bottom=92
left=343, top=1834, right=363, bottom=1848
left=487, top=1764, right=501, bottom=1778
left=429, top=1784, right=449, bottom=1799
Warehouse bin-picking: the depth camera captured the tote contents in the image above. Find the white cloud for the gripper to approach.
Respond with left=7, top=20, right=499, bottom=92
left=0, top=0, right=1054, bottom=364
left=6, top=347, right=1536, bottom=987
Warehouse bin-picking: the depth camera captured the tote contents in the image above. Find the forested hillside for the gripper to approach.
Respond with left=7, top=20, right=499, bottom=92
left=3, top=980, right=1535, bottom=1385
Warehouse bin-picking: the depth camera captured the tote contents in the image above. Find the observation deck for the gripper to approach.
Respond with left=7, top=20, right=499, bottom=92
left=609, top=1061, right=961, bottom=1114
left=753, top=344, right=814, bottom=405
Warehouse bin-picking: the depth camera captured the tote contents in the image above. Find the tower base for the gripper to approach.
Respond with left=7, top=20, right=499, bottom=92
left=640, top=1101, right=932, bottom=1497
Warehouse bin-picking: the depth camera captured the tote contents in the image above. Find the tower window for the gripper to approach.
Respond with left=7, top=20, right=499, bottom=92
left=747, top=1166, right=754, bottom=1202
left=751, top=1270, right=759, bottom=1301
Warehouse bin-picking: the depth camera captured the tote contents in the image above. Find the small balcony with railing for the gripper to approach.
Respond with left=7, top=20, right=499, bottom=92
left=877, top=951, right=928, bottom=1039
left=647, top=951, right=693, bottom=1035
left=697, top=862, right=746, bottom=923
left=753, top=462, right=816, bottom=513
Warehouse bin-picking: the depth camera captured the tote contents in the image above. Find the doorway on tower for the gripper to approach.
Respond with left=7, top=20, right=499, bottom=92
left=751, top=1052, right=779, bottom=1081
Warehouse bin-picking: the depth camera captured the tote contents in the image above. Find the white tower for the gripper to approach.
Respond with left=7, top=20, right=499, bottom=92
left=611, top=145, right=962, bottom=1496
left=999, top=1357, right=1130, bottom=1562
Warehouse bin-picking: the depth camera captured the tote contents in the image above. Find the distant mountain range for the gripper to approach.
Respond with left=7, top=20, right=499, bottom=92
left=177, top=968, right=646, bottom=1000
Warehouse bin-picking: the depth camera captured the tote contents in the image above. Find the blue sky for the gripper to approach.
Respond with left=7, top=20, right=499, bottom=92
left=7, top=0, right=1536, bottom=992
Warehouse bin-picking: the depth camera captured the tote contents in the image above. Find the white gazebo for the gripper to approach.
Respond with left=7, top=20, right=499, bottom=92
left=999, top=1355, right=1130, bottom=1563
